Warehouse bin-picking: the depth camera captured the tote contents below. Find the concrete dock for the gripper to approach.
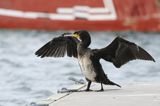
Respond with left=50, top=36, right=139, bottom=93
left=36, top=83, right=160, bottom=106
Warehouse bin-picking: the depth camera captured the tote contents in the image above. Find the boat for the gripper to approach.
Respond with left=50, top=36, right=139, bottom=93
left=0, top=0, right=159, bottom=31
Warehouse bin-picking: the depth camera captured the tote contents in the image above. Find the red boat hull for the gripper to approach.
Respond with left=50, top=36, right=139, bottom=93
left=0, top=0, right=159, bottom=31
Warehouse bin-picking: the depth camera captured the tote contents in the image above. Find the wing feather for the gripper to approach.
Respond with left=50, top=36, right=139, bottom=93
left=35, top=36, right=78, bottom=58
left=94, top=36, right=155, bottom=68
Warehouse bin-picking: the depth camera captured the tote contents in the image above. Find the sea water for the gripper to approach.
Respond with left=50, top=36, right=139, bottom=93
left=0, top=30, right=159, bottom=106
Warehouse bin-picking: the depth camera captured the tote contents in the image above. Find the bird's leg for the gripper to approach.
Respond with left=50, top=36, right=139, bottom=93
left=100, top=83, right=104, bottom=91
left=96, top=83, right=104, bottom=92
left=85, top=81, right=92, bottom=91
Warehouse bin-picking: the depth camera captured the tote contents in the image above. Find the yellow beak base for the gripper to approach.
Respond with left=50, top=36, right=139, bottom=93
left=72, top=34, right=80, bottom=39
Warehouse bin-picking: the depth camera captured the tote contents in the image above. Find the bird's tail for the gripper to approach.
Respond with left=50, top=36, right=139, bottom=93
left=104, top=80, right=121, bottom=88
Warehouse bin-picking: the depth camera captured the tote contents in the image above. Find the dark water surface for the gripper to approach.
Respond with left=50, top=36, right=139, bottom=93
left=0, top=30, right=159, bottom=106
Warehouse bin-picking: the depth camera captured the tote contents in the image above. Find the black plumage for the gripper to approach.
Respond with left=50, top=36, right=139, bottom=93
left=94, top=36, right=155, bottom=68
left=35, top=30, right=155, bottom=91
left=35, top=35, right=78, bottom=58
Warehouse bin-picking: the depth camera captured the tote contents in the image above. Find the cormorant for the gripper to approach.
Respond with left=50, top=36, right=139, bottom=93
left=35, top=30, right=155, bottom=91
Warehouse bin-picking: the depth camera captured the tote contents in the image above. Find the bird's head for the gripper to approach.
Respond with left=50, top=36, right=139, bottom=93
left=72, top=30, right=91, bottom=48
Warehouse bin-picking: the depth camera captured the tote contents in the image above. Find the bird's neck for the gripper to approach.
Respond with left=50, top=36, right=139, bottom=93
left=80, top=40, right=90, bottom=48
left=77, top=43, right=88, bottom=56
left=78, top=43, right=88, bottom=49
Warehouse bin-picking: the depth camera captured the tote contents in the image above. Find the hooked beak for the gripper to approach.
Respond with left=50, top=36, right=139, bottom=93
left=62, top=32, right=72, bottom=36
left=62, top=32, right=81, bottom=43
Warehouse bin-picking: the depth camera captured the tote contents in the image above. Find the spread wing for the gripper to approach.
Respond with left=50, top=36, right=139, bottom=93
left=35, top=36, right=78, bottom=58
left=94, top=37, right=155, bottom=68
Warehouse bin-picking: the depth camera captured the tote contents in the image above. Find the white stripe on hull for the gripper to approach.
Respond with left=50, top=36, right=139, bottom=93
left=0, top=0, right=117, bottom=20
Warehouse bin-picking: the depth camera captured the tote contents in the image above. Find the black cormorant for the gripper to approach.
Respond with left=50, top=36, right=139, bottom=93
left=35, top=30, right=155, bottom=91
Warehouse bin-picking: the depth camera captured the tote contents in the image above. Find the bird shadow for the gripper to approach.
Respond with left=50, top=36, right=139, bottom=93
left=58, top=88, right=121, bottom=93
left=101, top=88, right=121, bottom=92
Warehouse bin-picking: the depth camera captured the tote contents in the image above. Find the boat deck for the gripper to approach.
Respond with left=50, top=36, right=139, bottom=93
left=35, top=83, right=160, bottom=106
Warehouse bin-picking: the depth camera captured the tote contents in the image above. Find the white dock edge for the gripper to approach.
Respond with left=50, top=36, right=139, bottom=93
left=35, top=83, right=160, bottom=106
left=35, top=84, right=86, bottom=106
